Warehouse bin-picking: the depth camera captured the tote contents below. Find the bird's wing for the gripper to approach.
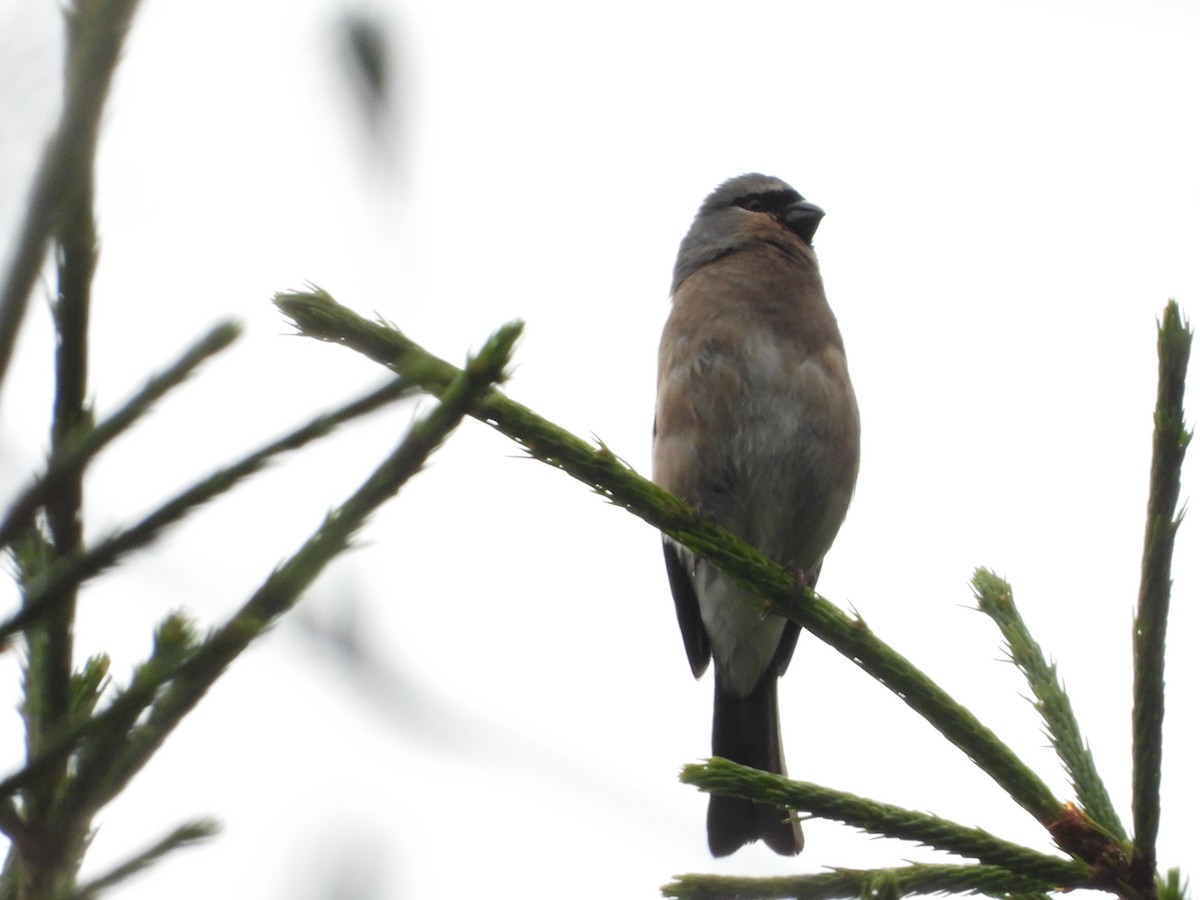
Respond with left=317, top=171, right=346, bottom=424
left=662, top=539, right=711, bottom=678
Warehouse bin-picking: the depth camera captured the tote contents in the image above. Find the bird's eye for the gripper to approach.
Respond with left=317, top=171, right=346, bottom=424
left=738, top=197, right=768, bottom=213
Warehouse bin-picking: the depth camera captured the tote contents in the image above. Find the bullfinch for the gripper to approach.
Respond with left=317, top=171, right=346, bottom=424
left=653, top=173, right=860, bottom=856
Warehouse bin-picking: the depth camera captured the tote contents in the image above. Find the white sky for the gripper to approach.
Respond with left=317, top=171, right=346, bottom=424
left=0, top=0, right=1198, bottom=897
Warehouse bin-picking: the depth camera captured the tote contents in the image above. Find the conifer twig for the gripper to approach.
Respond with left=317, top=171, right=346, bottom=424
left=2, top=5, right=146, bottom=892
left=0, top=322, right=240, bottom=553
left=0, top=617, right=192, bottom=807
left=62, top=322, right=520, bottom=819
left=0, top=374, right=418, bottom=643
left=0, top=0, right=142, bottom=394
left=662, top=863, right=1054, bottom=900
left=0, top=368, right=428, bottom=811
left=681, top=759, right=1088, bottom=886
left=972, top=569, right=1126, bottom=840
left=70, top=819, right=217, bottom=900
left=1131, top=301, right=1191, bottom=888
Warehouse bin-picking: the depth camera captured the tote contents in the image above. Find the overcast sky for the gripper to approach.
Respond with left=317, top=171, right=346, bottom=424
left=1, top=0, right=1197, bottom=897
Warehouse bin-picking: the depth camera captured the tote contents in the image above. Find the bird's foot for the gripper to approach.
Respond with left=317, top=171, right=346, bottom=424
left=758, top=567, right=818, bottom=624
left=794, top=568, right=818, bottom=592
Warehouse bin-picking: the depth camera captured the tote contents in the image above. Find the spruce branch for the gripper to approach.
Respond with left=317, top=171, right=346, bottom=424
left=0, top=322, right=241, bottom=553
left=0, top=374, right=419, bottom=643
left=1131, top=301, right=1191, bottom=887
left=64, top=321, right=520, bottom=820
left=0, top=803, right=28, bottom=846
left=0, top=616, right=194, bottom=810
left=0, top=370, right=428, bottom=846
left=662, top=863, right=1054, bottom=900
left=24, top=9, right=144, bottom=871
left=70, top=819, right=218, bottom=900
left=972, top=569, right=1126, bottom=840
left=1157, top=869, right=1190, bottom=900
left=275, top=288, right=1068, bottom=838
left=681, top=759, right=1088, bottom=886
left=0, top=0, right=142, bottom=395
left=1, top=5, right=147, bottom=888
left=61, top=615, right=198, bottom=821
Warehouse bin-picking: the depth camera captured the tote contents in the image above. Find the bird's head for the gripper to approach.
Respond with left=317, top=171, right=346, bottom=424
left=672, top=174, right=825, bottom=293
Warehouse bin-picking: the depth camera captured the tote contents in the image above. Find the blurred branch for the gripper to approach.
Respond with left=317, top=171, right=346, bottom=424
left=0, top=371, right=423, bottom=806
left=59, top=321, right=521, bottom=822
left=0, top=373, right=417, bottom=643
left=0, top=322, right=241, bottom=553
left=1158, top=870, right=1190, bottom=900
left=71, top=819, right=218, bottom=900
left=0, top=615, right=189, bottom=808
left=0, top=0, right=142, bottom=396
left=1131, top=301, right=1192, bottom=887
left=0, top=309, right=515, bottom=899
left=4, top=4, right=145, bottom=896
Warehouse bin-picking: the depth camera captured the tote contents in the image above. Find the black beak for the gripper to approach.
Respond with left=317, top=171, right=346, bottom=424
left=782, top=199, right=825, bottom=246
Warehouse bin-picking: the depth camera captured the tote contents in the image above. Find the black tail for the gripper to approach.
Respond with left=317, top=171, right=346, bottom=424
left=708, top=674, right=803, bottom=856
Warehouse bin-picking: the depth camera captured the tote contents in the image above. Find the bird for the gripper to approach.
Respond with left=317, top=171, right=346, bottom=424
left=653, top=174, right=860, bottom=856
